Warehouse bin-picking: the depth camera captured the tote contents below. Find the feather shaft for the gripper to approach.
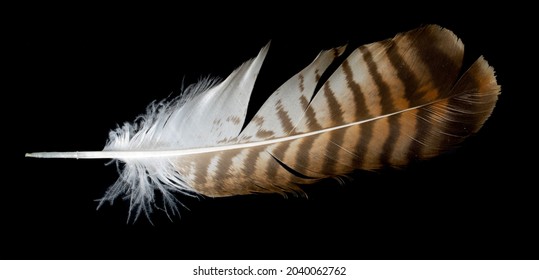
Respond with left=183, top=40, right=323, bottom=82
left=24, top=99, right=445, bottom=160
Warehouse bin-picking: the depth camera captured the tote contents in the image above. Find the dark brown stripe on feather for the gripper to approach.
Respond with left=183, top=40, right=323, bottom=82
left=241, top=147, right=265, bottom=179
left=385, top=40, right=421, bottom=105
left=384, top=40, right=421, bottom=165
left=341, top=58, right=374, bottom=168
left=341, top=53, right=378, bottom=168
left=360, top=45, right=395, bottom=115
left=412, top=28, right=461, bottom=96
left=286, top=96, right=323, bottom=175
left=353, top=122, right=374, bottom=169
left=342, top=60, right=372, bottom=120
left=322, top=129, right=348, bottom=173
left=275, top=100, right=295, bottom=133
left=323, top=83, right=344, bottom=123
left=256, top=129, right=274, bottom=139
left=320, top=83, right=346, bottom=173
left=300, top=95, right=322, bottom=130
left=212, top=149, right=243, bottom=194
left=360, top=45, right=400, bottom=166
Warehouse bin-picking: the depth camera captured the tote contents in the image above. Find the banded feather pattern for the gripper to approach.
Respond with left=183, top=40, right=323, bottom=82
left=26, top=25, right=501, bottom=220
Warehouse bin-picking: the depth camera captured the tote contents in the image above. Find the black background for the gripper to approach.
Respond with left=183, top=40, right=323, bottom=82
left=7, top=5, right=537, bottom=259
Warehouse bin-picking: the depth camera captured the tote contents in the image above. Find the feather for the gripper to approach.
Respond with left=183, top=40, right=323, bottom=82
left=26, top=25, right=501, bottom=220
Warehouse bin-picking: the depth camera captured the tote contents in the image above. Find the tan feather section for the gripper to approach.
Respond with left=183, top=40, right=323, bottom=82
left=175, top=25, right=500, bottom=197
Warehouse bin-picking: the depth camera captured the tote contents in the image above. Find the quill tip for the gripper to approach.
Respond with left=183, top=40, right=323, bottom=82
left=25, top=152, right=43, bottom=158
left=25, top=151, right=80, bottom=158
left=26, top=152, right=51, bottom=158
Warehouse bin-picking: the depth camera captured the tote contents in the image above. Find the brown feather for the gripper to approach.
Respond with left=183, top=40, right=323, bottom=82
left=179, top=25, right=500, bottom=197
left=26, top=25, right=501, bottom=220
